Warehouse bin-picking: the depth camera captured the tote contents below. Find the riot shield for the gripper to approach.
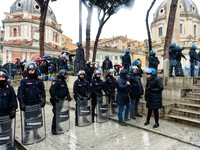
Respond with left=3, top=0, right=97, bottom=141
left=77, top=97, right=92, bottom=127
left=107, top=92, right=118, bottom=117
left=0, top=115, right=15, bottom=150
left=55, top=100, right=70, bottom=134
left=21, top=104, right=46, bottom=145
left=96, top=95, right=108, bottom=123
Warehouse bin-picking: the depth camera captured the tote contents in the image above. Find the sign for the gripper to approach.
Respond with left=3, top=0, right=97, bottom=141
left=3, top=63, right=17, bottom=76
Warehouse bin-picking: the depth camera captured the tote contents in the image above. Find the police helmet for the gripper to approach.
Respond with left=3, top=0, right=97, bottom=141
left=133, top=59, right=140, bottom=65
left=107, top=69, right=115, bottom=74
left=145, top=68, right=157, bottom=76
left=150, top=50, right=154, bottom=56
left=120, top=55, right=123, bottom=58
left=170, top=43, right=176, bottom=48
left=125, top=49, right=130, bottom=53
left=191, top=45, right=197, bottom=50
left=175, top=45, right=180, bottom=50
left=78, top=70, right=85, bottom=76
left=58, top=69, right=68, bottom=77
left=27, top=63, right=36, bottom=70
left=130, top=65, right=138, bottom=73
left=86, top=61, right=91, bottom=65
left=0, top=69, right=8, bottom=79
left=94, top=70, right=101, bottom=75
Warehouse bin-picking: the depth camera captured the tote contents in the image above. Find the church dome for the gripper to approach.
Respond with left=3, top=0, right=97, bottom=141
left=154, top=0, right=199, bottom=19
left=10, top=0, right=57, bottom=22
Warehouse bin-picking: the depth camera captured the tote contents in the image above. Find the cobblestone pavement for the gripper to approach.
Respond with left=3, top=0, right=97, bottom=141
left=15, top=104, right=199, bottom=150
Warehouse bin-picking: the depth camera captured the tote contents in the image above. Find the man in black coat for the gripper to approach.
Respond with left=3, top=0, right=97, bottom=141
left=103, top=69, right=117, bottom=115
left=58, top=56, right=67, bottom=71
left=49, top=69, right=71, bottom=135
left=84, top=61, right=94, bottom=82
left=18, top=63, right=46, bottom=141
left=73, top=70, right=91, bottom=126
left=0, top=69, right=17, bottom=149
left=116, top=69, right=131, bottom=126
left=128, top=66, right=143, bottom=120
left=189, top=45, right=199, bottom=77
left=122, top=49, right=131, bottom=71
left=148, top=50, right=160, bottom=71
left=175, top=46, right=186, bottom=77
left=144, top=68, right=163, bottom=128
left=102, top=55, right=113, bottom=76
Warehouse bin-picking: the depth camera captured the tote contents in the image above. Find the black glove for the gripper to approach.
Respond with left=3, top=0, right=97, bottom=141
left=10, top=108, right=16, bottom=119
left=20, top=102, right=25, bottom=111
left=41, top=98, right=46, bottom=108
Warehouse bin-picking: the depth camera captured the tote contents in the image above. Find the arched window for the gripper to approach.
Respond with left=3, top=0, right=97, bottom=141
left=13, top=28, right=17, bottom=37
left=159, top=27, right=162, bottom=37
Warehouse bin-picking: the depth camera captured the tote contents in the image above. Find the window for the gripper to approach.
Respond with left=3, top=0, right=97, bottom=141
left=115, top=56, right=118, bottom=60
left=122, top=46, right=125, bottom=50
left=180, top=24, right=183, bottom=34
left=194, top=25, right=197, bottom=35
left=13, top=28, right=17, bottom=37
left=132, top=43, right=135, bottom=46
left=97, top=54, right=100, bottom=59
left=66, top=39, right=69, bottom=43
left=116, top=40, right=119, bottom=43
left=61, top=38, right=64, bottom=42
left=110, top=55, right=113, bottom=60
left=159, top=27, right=162, bottom=37
left=128, top=44, right=131, bottom=48
left=34, top=32, right=39, bottom=40
left=102, top=55, right=105, bottom=59
left=123, top=41, right=126, bottom=43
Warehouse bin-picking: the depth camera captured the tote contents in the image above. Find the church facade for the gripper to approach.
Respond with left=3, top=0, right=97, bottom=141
left=1, top=0, right=63, bottom=64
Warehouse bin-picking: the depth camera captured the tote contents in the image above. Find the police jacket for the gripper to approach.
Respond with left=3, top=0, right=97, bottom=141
left=176, top=51, right=186, bottom=62
left=116, top=72, right=130, bottom=105
left=137, top=66, right=143, bottom=78
left=39, top=62, right=48, bottom=73
left=122, top=52, right=131, bottom=66
left=145, top=76, right=163, bottom=110
left=103, top=75, right=117, bottom=93
left=189, top=49, right=198, bottom=63
left=128, top=73, right=144, bottom=97
left=84, top=65, right=94, bottom=82
left=198, top=53, right=200, bottom=62
left=169, top=47, right=181, bottom=60
left=90, top=77, right=105, bottom=96
left=18, top=75, right=46, bottom=105
left=102, top=59, right=113, bottom=70
left=49, top=76, right=71, bottom=100
left=73, top=78, right=90, bottom=98
left=148, top=55, right=160, bottom=70
left=0, top=84, right=17, bottom=116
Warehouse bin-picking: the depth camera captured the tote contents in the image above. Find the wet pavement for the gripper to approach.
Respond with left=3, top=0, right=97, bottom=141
left=14, top=104, right=199, bottom=150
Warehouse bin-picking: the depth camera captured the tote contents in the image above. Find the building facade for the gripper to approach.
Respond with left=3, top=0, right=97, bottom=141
left=1, top=0, right=63, bottom=64
left=151, top=0, right=200, bottom=70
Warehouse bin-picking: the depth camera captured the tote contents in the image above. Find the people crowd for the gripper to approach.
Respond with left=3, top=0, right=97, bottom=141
left=1, top=44, right=200, bottom=148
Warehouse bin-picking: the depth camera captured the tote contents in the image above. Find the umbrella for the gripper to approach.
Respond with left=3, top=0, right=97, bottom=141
left=14, top=58, right=21, bottom=61
left=51, top=57, right=59, bottom=62
left=118, top=64, right=122, bottom=68
left=43, top=55, right=51, bottom=59
left=35, top=57, right=42, bottom=62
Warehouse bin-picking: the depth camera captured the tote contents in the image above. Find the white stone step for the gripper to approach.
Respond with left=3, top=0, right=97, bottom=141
left=171, top=108, right=200, bottom=116
left=177, top=102, right=200, bottom=109
left=167, top=114, right=200, bottom=124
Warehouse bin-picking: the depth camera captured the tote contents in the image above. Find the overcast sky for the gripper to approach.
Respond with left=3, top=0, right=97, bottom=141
left=0, top=0, right=200, bottom=43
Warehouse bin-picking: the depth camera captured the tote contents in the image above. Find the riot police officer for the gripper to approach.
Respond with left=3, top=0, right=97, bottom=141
left=189, top=45, right=199, bottom=77
left=133, top=59, right=143, bottom=78
left=103, top=69, right=117, bottom=115
left=18, top=63, right=46, bottom=144
left=73, top=70, right=91, bottom=126
left=90, top=70, right=105, bottom=122
left=0, top=69, right=17, bottom=149
left=49, top=69, right=71, bottom=135
left=148, top=50, right=160, bottom=71
left=175, top=45, right=186, bottom=77
left=84, top=61, right=94, bottom=82
left=122, top=49, right=131, bottom=71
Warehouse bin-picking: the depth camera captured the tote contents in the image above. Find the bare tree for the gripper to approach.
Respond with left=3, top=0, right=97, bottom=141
left=146, top=0, right=156, bottom=52
left=91, top=0, right=135, bottom=62
left=35, top=0, right=57, bottom=58
left=164, top=0, right=178, bottom=59
left=82, top=1, right=94, bottom=61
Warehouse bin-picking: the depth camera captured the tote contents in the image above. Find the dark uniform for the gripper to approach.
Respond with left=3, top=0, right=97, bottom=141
left=148, top=51, right=160, bottom=71
left=175, top=47, right=186, bottom=76
left=102, top=57, right=113, bottom=75
left=84, top=62, right=94, bottom=82
left=122, top=50, right=131, bottom=71
left=18, top=63, right=46, bottom=141
left=133, top=59, right=143, bottom=78
left=189, top=45, right=198, bottom=77
left=49, top=69, right=71, bottom=135
left=73, top=71, right=90, bottom=126
left=104, top=71, right=117, bottom=114
left=0, top=70, right=17, bottom=149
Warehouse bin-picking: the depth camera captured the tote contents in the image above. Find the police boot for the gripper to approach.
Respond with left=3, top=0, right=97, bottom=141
left=51, top=125, right=57, bottom=135
left=153, top=122, right=159, bottom=128
left=33, top=130, right=41, bottom=140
